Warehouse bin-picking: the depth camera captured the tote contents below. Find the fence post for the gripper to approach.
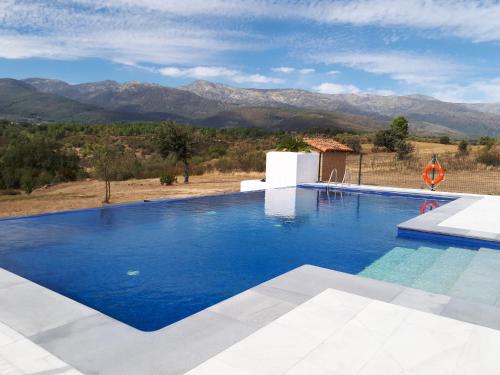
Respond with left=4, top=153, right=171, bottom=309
left=357, top=153, right=363, bottom=185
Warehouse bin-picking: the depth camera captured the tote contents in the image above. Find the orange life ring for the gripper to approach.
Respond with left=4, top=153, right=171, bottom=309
left=422, top=162, right=445, bottom=188
left=420, top=201, right=439, bottom=214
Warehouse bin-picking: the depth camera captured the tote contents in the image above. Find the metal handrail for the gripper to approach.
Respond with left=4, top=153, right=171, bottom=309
left=342, top=167, right=352, bottom=184
left=326, top=168, right=337, bottom=191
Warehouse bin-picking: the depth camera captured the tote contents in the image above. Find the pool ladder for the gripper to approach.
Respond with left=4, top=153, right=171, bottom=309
left=326, top=167, right=351, bottom=192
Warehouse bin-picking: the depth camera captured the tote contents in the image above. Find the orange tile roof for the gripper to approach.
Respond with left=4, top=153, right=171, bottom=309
left=304, top=137, right=354, bottom=153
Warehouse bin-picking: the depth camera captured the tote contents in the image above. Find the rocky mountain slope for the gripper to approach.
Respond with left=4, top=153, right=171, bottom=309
left=0, top=77, right=498, bottom=136
left=182, top=80, right=500, bottom=137
left=25, top=78, right=225, bottom=119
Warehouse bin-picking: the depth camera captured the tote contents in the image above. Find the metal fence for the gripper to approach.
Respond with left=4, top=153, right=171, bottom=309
left=346, top=153, right=500, bottom=195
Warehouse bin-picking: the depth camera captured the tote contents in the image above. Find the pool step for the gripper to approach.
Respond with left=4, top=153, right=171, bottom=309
left=411, top=247, right=476, bottom=295
left=360, top=246, right=443, bottom=287
left=449, top=248, right=500, bottom=305
left=382, top=246, right=444, bottom=286
left=359, top=247, right=414, bottom=280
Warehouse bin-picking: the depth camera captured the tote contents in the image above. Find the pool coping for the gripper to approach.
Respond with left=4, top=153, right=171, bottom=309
left=2, top=263, right=500, bottom=375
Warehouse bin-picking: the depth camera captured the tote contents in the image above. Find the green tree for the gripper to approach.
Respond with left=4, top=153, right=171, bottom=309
left=156, top=122, right=199, bottom=183
left=373, top=129, right=398, bottom=151
left=390, top=116, right=409, bottom=139
left=275, top=135, right=310, bottom=152
left=0, top=134, right=81, bottom=193
left=478, top=136, right=496, bottom=149
left=335, top=133, right=362, bottom=153
left=88, top=141, right=123, bottom=203
left=374, top=116, right=410, bottom=152
left=439, top=136, right=450, bottom=145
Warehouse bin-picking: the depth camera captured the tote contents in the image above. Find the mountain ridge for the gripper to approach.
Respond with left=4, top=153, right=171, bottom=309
left=0, top=77, right=498, bottom=136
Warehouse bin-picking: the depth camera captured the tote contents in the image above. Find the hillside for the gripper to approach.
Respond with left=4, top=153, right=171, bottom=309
left=0, top=77, right=498, bottom=136
left=182, top=81, right=500, bottom=137
left=198, top=107, right=386, bottom=133
left=0, top=79, right=114, bottom=123
left=25, top=78, right=226, bottom=119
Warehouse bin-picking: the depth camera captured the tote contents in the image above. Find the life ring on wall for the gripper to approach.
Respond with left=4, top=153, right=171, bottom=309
left=422, top=161, right=445, bottom=189
left=420, top=201, right=439, bottom=214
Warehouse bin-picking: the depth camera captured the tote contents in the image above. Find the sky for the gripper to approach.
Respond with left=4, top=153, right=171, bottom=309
left=1, top=0, right=500, bottom=103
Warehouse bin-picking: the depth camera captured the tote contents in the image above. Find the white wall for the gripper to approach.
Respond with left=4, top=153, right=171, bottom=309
left=265, top=151, right=319, bottom=188
left=240, top=179, right=267, bottom=192
left=240, top=151, right=319, bottom=192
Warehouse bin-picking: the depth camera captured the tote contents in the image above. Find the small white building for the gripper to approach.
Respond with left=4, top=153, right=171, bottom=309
left=241, top=151, right=319, bottom=192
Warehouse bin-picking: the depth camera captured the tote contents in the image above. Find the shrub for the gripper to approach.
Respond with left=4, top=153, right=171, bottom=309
left=477, top=144, right=500, bottom=166
left=439, top=136, right=450, bottom=145
left=479, top=136, right=496, bottom=149
left=160, top=173, right=178, bottom=185
left=335, top=133, right=362, bottom=153
left=275, top=135, right=310, bottom=152
left=456, top=140, right=469, bottom=157
left=19, top=169, right=35, bottom=194
left=374, top=129, right=398, bottom=151
left=395, top=140, right=415, bottom=160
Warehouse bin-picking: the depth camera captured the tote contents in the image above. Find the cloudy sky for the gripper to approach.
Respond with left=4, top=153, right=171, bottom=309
left=1, top=0, right=500, bottom=102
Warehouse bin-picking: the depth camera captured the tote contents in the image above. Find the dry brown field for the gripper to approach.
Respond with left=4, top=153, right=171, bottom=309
left=350, top=142, right=499, bottom=195
left=0, top=171, right=264, bottom=218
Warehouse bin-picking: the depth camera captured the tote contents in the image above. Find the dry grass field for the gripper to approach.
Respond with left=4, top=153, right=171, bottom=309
left=0, top=171, right=264, bottom=218
left=349, top=142, right=500, bottom=195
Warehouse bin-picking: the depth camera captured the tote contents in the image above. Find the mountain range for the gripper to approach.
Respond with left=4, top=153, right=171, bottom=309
left=1, top=77, right=499, bottom=137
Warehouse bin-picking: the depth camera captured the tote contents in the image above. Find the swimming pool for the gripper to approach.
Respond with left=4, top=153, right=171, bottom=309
left=0, top=187, right=455, bottom=331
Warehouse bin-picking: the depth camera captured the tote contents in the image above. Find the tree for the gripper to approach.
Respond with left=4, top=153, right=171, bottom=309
left=373, top=129, right=398, bottom=151
left=335, top=133, right=362, bottom=153
left=275, top=135, right=310, bottom=152
left=0, top=134, right=81, bottom=193
left=88, top=142, right=123, bottom=203
left=374, top=116, right=410, bottom=152
left=390, top=116, right=409, bottom=139
left=156, top=122, right=198, bottom=183
left=439, top=136, right=450, bottom=145
left=479, top=136, right=496, bottom=149
left=456, top=140, right=469, bottom=157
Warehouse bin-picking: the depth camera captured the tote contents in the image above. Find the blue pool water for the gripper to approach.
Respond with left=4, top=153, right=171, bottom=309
left=0, top=187, right=455, bottom=331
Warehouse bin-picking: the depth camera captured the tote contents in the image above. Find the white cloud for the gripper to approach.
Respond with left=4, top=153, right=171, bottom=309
left=299, top=68, right=315, bottom=74
left=430, top=78, right=500, bottom=103
left=272, top=67, right=315, bottom=75
left=327, top=70, right=341, bottom=75
left=0, top=1, right=259, bottom=65
left=314, top=82, right=361, bottom=95
left=70, top=0, right=500, bottom=42
left=159, top=66, right=283, bottom=84
left=317, top=52, right=463, bottom=85
left=272, top=67, right=295, bottom=74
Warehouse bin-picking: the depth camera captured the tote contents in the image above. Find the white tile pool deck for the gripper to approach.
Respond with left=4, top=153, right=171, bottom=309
left=438, top=196, right=500, bottom=235
left=1, top=184, right=500, bottom=374
left=188, top=289, right=500, bottom=375
left=0, top=321, right=82, bottom=374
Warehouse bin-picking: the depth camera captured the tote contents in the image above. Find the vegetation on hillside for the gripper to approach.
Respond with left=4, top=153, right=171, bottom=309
left=0, top=118, right=498, bottom=198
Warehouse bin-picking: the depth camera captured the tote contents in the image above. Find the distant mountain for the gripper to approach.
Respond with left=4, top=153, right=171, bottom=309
left=0, top=79, right=113, bottom=123
left=198, top=107, right=386, bottom=133
left=25, top=78, right=225, bottom=119
left=1, top=77, right=498, bottom=136
left=181, top=80, right=500, bottom=137
left=0, top=79, right=185, bottom=123
left=463, top=102, right=500, bottom=116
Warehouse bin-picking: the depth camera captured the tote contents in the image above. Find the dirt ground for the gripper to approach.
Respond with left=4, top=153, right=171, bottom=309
left=0, top=172, right=264, bottom=218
